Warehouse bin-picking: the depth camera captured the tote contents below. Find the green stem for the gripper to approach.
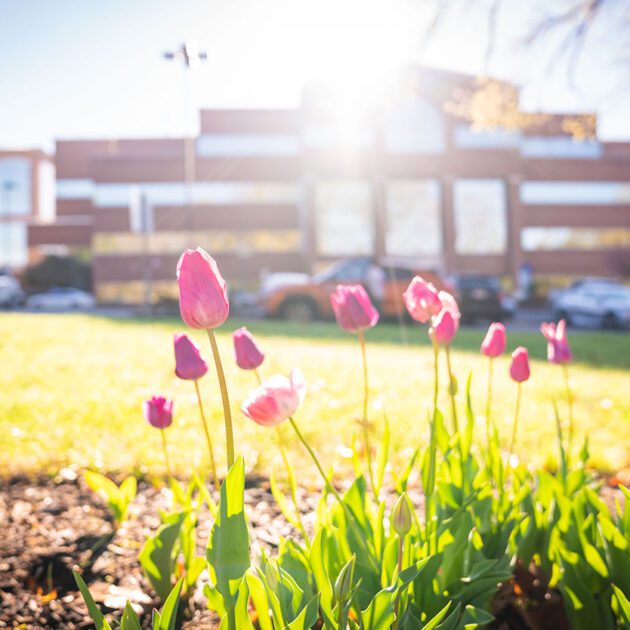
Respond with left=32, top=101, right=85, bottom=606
left=444, top=345, right=458, bottom=434
left=226, top=602, right=236, bottom=630
left=160, top=429, right=173, bottom=481
left=288, top=417, right=345, bottom=508
left=253, top=368, right=263, bottom=385
left=507, top=382, right=522, bottom=466
left=194, top=379, right=219, bottom=491
left=358, top=330, right=377, bottom=500
left=207, top=329, right=235, bottom=469
left=562, top=364, right=573, bottom=456
left=426, top=336, right=439, bottom=554
left=392, top=535, right=405, bottom=629
left=485, top=356, right=494, bottom=446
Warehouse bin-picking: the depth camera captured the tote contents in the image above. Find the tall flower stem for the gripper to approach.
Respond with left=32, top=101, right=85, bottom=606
left=392, top=535, right=405, bottom=629
left=288, top=417, right=344, bottom=508
left=425, top=336, right=439, bottom=554
left=193, top=379, right=219, bottom=491
left=207, top=330, right=235, bottom=469
left=444, top=345, right=459, bottom=434
left=562, top=365, right=574, bottom=454
left=160, top=429, right=173, bottom=481
left=485, top=356, right=494, bottom=446
left=507, top=382, right=522, bottom=466
left=358, top=330, right=377, bottom=499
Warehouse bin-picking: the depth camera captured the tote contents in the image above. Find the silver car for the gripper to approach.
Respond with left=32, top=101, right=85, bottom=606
left=26, top=287, right=96, bottom=311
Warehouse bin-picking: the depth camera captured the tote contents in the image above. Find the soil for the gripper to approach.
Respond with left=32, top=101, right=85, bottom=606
left=0, top=471, right=599, bottom=629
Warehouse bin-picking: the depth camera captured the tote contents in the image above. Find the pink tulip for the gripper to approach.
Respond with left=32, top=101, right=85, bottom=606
left=330, top=285, right=379, bottom=333
left=403, top=277, right=442, bottom=323
left=177, top=247, right=229, bottom=329
left=174, top=333, right=208, bottom=380
left=233, top=326, right=265, bottom=370
left=438, top=291, right=461, bottom=331
left=241, top=368, right=306, bottom=427
left=481, top=322, right=507, bottom=358
left=430, top=308, right=457, bottom=345
left=540, top=320, right=572, bottom=365
left=143, top=396, right=174, bottom=429
left=509, top=347, right=530, bottom=383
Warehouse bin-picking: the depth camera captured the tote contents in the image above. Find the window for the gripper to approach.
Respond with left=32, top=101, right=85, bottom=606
left=454, top=179, right=507, bottom=255
left=0, top=158, right=31, bottom=216
left=197, top=134, right=300, bottom=156
left=521, top=227, right=630, bottom=251
left=56, top=179, right=94, bottom=200
left=454, top=125, right=521, bottom=150
left=384, top=99, right=444, bottom=154
left=385, top=180, right=441, bottom=257
left=315, top=181, right=373, bottom=256
left=0, top=222, right=27, bottom=267
left=520, top=136, right=602, bottom=159
left=521, top=181, right=630, bottom=205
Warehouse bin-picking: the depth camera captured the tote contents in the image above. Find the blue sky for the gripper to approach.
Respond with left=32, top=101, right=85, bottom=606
left=1, top=0, right=629, bottom=151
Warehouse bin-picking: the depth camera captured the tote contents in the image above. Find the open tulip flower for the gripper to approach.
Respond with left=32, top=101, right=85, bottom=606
left=233, top=326, right=265, bottom=372
left=540, top=319, right=572, bottom=365
left=403, top=276, right=442, bottom=323
left=241, top=368, right=306, bottom=427
left=330, top=284, right=379, bottom=333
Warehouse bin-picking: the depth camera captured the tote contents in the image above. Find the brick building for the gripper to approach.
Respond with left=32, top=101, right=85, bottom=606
left=27, top=67, right=630, bottom=303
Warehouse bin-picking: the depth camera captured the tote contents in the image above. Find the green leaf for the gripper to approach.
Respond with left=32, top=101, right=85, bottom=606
left=121, top=602, right=142, bottom=630
left=73, top=571, right=112, bottom=630
left=206, top=457, right=250, bottom=602
left=423, top=601, right=451, bottom=629
left=375, top=415, right=390, bottom=496
left=359, top=587, right=395, bottom=629
left=153, top=578, right=183, bottom=630
left=613, top=584, right=630, bottom=625
left=246, top=572, right=273, bottom=630
left=287, top=593, right=320, bottom=630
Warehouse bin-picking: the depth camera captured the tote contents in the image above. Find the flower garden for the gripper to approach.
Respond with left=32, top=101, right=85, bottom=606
left=2, top=246, right=630, bottom=629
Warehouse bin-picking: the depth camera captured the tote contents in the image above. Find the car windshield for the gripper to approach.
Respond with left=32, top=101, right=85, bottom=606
left=312, top=258, right=370, bottom=283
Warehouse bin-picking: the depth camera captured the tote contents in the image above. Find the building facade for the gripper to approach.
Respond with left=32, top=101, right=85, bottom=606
left=27, top=67, right=630, bottom=303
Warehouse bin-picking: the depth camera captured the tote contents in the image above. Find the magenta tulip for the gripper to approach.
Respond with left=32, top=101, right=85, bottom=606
left=430, top=308, right=457, bottom=345
left=233, top=327, right=265, bottom=370
left=509, top=347, right=530, bottom=383
left=241, top=368, right=306, bottom=427
left=174, top=333, right=208, bottom=380
left=143, top=396, right=173, bottom=429
left=540, top=320, right=572, bottom=365
left=481, top=322, right=507, bottom=358
left=403, top=277, right=442, bottom=323
left=177, top=247, right=229, bottom=329
left=330, top=285, right=379, bottom=333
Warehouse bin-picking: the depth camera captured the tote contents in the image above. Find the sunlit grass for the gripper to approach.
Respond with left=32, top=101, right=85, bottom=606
left=1, top=313, right=629, bottom=480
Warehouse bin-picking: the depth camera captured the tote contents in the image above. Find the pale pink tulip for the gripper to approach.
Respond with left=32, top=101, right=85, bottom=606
left=438, top=291, right=461, bottom=331
left=403, top=277, right=442, bottom=323
left=241, top=368, right=306, bottom=427
left=174, top=333, right=208, bottom=380
left=143, top=396, right=174, bottom=429
left=510, top=347, right=530, bottom=383
left=481, top=322, right=507, bottom=358
left=177, top=247, right=229, bottom=329
left=430, top=308, right=457, bottom=345
left=540, top=320, right=572, bottom=364
left=233, top=327, right=265, bottom=370
left=330, top=285, right=379, bottom=333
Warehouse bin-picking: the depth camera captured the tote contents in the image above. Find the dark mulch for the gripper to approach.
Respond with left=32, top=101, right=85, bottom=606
left=0, top=472, right=583, bottom=629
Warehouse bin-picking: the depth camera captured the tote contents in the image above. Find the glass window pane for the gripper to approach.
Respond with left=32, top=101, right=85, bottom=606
left=0, top=158, right=31, bottom=216
left=521, top=227, right=630, bottom=251
left=454, top=179, right=507, bottom=255
left=521, top=181, right=630, bottom=205
left=385, top=180, right=441, bottom=257
left=315, top=181, right=373, bottom=256
left=0, top=222, right=27, bottom=267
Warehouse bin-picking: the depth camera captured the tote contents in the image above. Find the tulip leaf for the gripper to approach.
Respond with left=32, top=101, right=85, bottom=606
left=120, top=602, right=142, bottom=630
left=73, top=571, right=113, bottom=630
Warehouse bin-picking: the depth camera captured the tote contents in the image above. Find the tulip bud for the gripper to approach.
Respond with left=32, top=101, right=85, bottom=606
left=540, top=319, right=572, bottom=365
left=430, top=308, right=457, bottom=346
left=391, top=493, right=412, bottom=537
left=143, top=396, right=173, bottom=430
left=333, top=555, right=356, bottom=604
left=177, top=247, right=229, bottom=329
left=510, top=347, right=531, bottom=383
left=174, top=333, right=208, bottom=380
left=481, top=322, right=507, bottom=358
left=265, top=560, right=279, bottom=591
left=330, top=285, right=379, bottom=333
left=233, top=327, right=265, bottom=370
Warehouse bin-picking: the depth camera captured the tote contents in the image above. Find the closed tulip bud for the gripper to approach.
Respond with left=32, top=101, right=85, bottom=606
left=403, top=276, right=442, bottom=323
left=143, top=396, right=173, bottom=429
left=540, top=320, right=572, bottom=365
left=265, top=560, right=279, bottom=591
left=241, top=368, right=306, bottom=427
left=233, top=327, right=265, bottom=370
left=392, top=493, right=412, bottom=536
left=430, top=308, right=457, bottom=345
left=333, top=555, right=356, bottom=604
left=330, top=284, right=379, bottom=333
left=174, top=333, right=208, bottom=380
left=177, top=247, right=229, bottom=329
left=481, top=322, right=507, bottom=358
left=510, top=347, right=530, bottom=383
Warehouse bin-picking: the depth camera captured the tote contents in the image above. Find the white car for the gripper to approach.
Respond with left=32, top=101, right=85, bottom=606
left=27, top=287, right=96, bottom=311
left=551, top=279, right=630, bottom=329
left=0, top=273, right=25, bottom=308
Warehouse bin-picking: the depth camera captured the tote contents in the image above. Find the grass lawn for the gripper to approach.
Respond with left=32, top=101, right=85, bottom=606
left=1, top=312, right=629, bottom=481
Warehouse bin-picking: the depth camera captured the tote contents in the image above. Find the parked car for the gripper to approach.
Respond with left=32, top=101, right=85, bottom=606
left=550, top=278, right=630, bottom=329
left=453, top=275, right=515, bottom=324
left=26, top=287, right=96, bottom=311
left=0, top=271, right=25, bottom=308
left=259, top=257, right=452, bottom=321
